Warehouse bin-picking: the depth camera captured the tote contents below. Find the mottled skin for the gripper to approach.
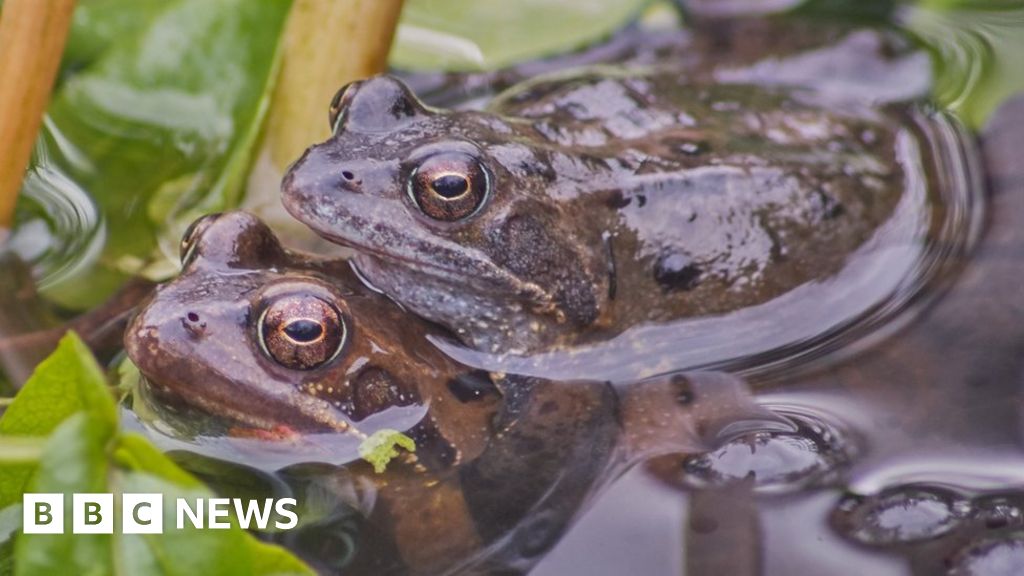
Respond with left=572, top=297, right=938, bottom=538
left=283, top=66, right=914, bottom=355
left=124, top=211, right=766, bottom=575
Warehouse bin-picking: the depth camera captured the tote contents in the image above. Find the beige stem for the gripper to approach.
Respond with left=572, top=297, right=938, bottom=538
left=0, top=0, right=77, bottom=231
left=265, top=0, right=405, bottom=171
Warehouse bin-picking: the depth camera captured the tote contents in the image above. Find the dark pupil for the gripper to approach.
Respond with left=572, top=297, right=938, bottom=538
left=431, top=174, right=469, bottom=198
left=283, top=319, right=324, bottom=343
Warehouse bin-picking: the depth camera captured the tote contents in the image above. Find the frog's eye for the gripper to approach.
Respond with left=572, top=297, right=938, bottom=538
left=258, top=295, right=347, bottom=370
left=328, top=80, right=360, bottom=134
left=408, top=152, right=489, bottom=221
left=179, top=213, right=222, bottom=266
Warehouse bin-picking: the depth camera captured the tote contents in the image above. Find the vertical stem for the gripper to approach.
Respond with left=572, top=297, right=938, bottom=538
left=265, top=0, right=405, bottom=171
left=0, top=0, right=77, bottom=231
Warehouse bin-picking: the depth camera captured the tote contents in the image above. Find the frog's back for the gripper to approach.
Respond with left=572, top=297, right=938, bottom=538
left=490, top=69, right=913, bottom=329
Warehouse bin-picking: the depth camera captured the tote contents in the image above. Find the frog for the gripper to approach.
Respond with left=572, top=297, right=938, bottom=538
left=123, top=211, right=773, bottom=575
left=281, top=46, right=934, bottom=357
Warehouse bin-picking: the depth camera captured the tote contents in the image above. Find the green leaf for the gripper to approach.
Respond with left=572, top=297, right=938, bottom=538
left=358, top=429, right=416, bottom=474
left=19, top=0, right=292, bottom=309
left=15, top=414, right=114, bottom=576
left=4, top=373, right=313, bottom=576
left=906, top=1, right=1024, bottom=128
left=0, top=333, right=115, bottom=508
left=61, top=0, right=168, bottom=79
left=390, top=0, right=651, bottom=71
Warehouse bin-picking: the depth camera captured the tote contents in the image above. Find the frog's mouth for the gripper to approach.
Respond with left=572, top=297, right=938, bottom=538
left=132, top=371, right=359, bottom=438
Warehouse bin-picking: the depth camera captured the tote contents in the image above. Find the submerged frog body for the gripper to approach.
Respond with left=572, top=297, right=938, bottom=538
left=282, top=66, right=917, bottom=355
left=124, top=211, right=769, bottom=575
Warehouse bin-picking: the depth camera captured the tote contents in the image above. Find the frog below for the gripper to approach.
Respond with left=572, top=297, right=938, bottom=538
left=124, top=211, right=772, bottom=575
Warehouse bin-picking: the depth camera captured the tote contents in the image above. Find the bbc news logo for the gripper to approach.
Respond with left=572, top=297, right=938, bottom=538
left=23, top=493, right=298, bottom=534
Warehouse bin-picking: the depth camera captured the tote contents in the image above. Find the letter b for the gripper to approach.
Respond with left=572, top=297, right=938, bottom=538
left=23, top=494, right=63, bottom=534
left=73, top=494, right=113, bottom=534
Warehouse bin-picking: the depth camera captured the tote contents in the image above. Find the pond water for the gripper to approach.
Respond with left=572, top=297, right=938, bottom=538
left=3, top=1, right=1024, bottom=575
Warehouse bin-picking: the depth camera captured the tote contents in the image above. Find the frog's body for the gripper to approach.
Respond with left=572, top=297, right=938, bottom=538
left=283, top=55, right=923, bottom=355
left=124, top=211, right=765, bottom=575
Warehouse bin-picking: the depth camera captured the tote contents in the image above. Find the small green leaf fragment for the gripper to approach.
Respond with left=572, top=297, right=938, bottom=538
left=359, top=430, right=417, bottom=474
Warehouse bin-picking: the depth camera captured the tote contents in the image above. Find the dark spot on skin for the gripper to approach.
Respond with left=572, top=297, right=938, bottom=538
left=637, top=194, right=647, bottom=208
left=605, top=190, right=631, bottom=210
left=654, top=253, right=702, bottom=292
left=390, top=96, right=417, bottom=119
left=539, top=400, right=559, bottom=415
left=447, top=371, right=499, bottom=403
left=406, top=423, right=458, bottom=470
left=671, top=374, right=695, bottom=405
left=352, top=367, right=418, bottom=420
left=818, top=190, right=846, bottom=220
left=491, top=214, right=600, bottom=327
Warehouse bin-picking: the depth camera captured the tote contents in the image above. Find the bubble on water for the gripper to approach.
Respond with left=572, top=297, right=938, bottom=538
left=971, top=496, right=1024, bottom=531
left=948, top=534, right=1024, bottom=576
left=647, top=406, right=855, bottom=494
left=832, top=485, right=971, bottom=546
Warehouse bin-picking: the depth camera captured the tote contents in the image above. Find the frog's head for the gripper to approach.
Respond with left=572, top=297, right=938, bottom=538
left=282, top=75, right=608, bottom=353
left=124, top=212, right=499, bottom=453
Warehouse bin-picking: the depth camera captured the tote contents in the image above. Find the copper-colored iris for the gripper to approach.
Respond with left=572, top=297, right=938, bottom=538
left=259, top=294, right=346, bottom=370
left=408, top=152, right=489, bottom=221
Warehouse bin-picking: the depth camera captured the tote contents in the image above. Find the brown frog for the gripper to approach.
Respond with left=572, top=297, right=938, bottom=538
left=123, top=211, right=771, bottom=575
left=282, top=47, right=939, bottom=356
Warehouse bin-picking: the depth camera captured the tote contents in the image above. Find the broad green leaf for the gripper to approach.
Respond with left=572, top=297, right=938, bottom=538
left=390, top=0, right=651, bottom=71
left=5, top=372, right=314, bottom=575
left=16, top=0, right=292, bottom=309
left=61, top=0, right=168, bottom=80
left=15, top=414, right=114, bottom=576
left=0, top=333, right=114, bottom=507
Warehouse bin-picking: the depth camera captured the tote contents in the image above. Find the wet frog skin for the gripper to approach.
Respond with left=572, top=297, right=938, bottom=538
left=124, top=211, right=502, bottom=468
left=283, top=66, right=913, bottom=355
left=124, top=211, right=767, bottom=575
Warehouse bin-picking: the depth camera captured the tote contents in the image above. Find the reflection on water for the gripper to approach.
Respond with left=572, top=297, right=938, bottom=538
left=5, top=120, right=105, bottom=297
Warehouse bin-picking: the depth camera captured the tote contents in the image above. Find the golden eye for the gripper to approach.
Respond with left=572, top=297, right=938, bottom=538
left=179, top=213, right=221, bottom=266
left=258, top=295, right=346, bottom=370
left=408, top=152, right=489, bottom=221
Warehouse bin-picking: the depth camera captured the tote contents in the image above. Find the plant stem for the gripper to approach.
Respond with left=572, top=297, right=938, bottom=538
left=0, top=436, right=46, bottom=464
left=264, top=0, right=405, bottom=171
left=0, top=0, right=77, bottom=231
